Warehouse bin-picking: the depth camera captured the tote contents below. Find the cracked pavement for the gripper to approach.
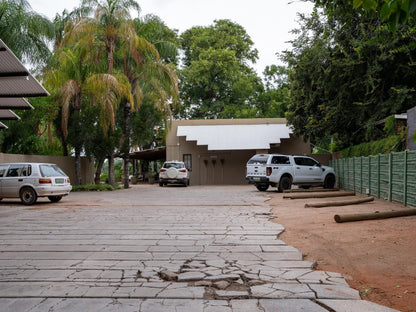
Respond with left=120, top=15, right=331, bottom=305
left=0, top=185, right=400, bottom=311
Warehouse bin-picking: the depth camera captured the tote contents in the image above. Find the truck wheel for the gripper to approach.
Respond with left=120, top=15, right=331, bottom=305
left=256, top=184, right=269, bottom=192
left=278, top=176, right=292, bottom=192
left=324, top=174, right=335, bottom=189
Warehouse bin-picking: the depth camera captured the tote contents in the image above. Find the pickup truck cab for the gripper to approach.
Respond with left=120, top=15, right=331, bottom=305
left=246, top=154, right=336, bottom=192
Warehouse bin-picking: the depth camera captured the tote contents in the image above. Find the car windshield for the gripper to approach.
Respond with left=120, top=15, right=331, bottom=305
left=163, top=163, right=184, bottom=169
left=40, top=164, right=66, bottom=177
left=248, top=156, right=268, bottom=165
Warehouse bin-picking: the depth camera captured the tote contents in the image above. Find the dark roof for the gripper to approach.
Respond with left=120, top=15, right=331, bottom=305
left=0, top=39, right=49, bottom=126
left=130, top=147, right=166, bottom=161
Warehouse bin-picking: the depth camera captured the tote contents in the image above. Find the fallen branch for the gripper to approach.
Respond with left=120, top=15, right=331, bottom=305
left=305, top=197, right=374, bottom=208
left=334, top=208, right=416, bottom=223
left=283, top=191, right=355, bottom=199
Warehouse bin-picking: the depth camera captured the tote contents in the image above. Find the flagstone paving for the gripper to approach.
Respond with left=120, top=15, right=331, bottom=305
left=0, top=185, right=400, bottom=311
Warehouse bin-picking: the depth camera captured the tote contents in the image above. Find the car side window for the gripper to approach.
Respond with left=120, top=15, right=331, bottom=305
left=6, top=165, right=31, bottom=177
left=0, top=165, right=8, bottom=177
left=271, top=156, right=290, bottom=164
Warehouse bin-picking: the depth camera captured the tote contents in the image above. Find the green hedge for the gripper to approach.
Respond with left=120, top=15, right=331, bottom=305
left=72, top=184, right=115, bottom=192
left=342, top=135, right=406, bottom=158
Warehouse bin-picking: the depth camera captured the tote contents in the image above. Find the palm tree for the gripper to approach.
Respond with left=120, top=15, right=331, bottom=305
left=63, top=0, right=140, bottom=187
left=0, top=0, right=54, bottom=65
left=44, top=45, right=132, bottom=185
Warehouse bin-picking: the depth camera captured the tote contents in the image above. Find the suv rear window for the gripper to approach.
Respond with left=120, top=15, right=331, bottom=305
left=163, top=163, right=185, bottom=169
left=248, top=156, right=268, bottom=165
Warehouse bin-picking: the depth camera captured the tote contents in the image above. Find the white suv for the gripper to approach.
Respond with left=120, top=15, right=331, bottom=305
left=159, top=161, right=190, bottom=187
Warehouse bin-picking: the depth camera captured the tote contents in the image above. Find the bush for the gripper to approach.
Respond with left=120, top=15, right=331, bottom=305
left=72, top=184, right=115, bottom=192
left=342, top=135, right=406, bottom=158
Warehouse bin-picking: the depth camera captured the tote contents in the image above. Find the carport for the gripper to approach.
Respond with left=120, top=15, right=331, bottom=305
left=0, top=39, right=49, bottom=128
left=129, top=147, right=166, bottom=183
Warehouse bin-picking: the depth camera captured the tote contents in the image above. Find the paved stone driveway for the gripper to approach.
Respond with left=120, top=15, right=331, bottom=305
left=0, top=185, right=399, bottom=311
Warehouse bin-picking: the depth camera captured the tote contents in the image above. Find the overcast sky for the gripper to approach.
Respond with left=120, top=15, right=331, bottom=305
left=28, top=0, right=313, bottom=75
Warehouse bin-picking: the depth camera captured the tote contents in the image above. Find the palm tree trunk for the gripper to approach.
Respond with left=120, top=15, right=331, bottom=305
left=123, top=102, right=131, bottom=189
left=108, top=154, right=115, bottom=187
left=94, top=157, right=105, bottom=184
left=75, top=147, right=82, bottom=185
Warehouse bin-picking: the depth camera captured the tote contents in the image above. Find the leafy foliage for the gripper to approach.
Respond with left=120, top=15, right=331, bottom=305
left=178, top=19, right=264, bottom=119
left=342, top=134, right=406, bottom=157
left=283, top=3, right=416, bottom=150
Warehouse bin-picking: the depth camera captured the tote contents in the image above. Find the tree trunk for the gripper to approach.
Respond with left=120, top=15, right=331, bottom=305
left=108, top=154, right=115, bottom=188
left=95, top=157, right=105, bottom=185
left=133, top=159, right=138, bottom=178
left=75, top=147, right=82, bottom=186
left=122, top=102, right=131, bottom=189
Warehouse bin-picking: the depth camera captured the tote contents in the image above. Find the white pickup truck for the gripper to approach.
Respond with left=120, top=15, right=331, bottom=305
left=246, top=154, right=336, bottom=192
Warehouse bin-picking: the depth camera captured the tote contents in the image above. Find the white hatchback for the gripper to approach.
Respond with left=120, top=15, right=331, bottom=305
left=159, top=161, right=190, bottom=187
left=0, top=163, right=72, bottom=205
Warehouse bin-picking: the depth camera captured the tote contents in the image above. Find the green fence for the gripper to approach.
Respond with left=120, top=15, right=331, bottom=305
left=330, top=150, right=416, bottom=207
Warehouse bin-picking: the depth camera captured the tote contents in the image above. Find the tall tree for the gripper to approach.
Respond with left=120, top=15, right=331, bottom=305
left=282, top=3, right=416, bottom=150
left=179, top=19, right=263, bottom=119
left=0, top=0, right=54, bottom=66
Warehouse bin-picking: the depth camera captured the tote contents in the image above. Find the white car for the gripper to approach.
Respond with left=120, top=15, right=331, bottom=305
left=159, top=161, right=190, bottom=187
left=0, top=163, right=72, bottom=205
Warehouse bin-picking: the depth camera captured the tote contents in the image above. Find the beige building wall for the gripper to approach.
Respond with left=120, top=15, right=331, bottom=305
left=167, top=119, right=311, bottom=185
left=0, top=153, right=94, bottom=185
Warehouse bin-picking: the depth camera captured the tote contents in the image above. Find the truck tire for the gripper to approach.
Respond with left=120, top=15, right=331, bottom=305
left=255, top=183, right=269, bottom=192
left=323, top=174, right=335, bottom=189
left=278, top=176, right=292, bottom=192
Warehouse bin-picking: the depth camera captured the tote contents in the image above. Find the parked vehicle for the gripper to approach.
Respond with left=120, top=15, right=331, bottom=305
left=159, top=161, right=190, bottom=187
left=0, top=163, right=72, bottom=205
left=246, top=154, right=336, bottom=192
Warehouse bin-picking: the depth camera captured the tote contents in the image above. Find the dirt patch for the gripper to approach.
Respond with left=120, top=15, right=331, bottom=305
left=267, top=190, right=416, bottom=312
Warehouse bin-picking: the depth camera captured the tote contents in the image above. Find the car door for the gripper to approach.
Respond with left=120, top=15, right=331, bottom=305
left=293, top=157, right=322, bottom=183
left=1, top=164, right=30, bottom=197
left=0, top=164, right=9, bottom=197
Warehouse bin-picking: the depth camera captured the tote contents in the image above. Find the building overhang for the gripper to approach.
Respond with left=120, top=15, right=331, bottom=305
left=177, top=124, right=293, bottom=150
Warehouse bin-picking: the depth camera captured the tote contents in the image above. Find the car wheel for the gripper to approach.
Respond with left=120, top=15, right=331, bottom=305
left=256, top=184, right=269, bottom=192
left=20, top=187, right=37, bottom=205
left=48, top=196, right=62, bottom=203
left=324, top=174, right=336, bottom=189
left=278, top=176, right=292, bottom=192
left=166, top=167, right=178, bottom=179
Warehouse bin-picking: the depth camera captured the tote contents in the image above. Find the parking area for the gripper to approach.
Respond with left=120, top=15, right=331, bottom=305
left=0, top=185, right=398, bottom=311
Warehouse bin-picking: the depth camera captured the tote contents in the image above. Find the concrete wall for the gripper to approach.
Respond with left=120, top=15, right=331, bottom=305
left=167, top=118, right=311, bottom=185
left=0, top=153, right=94, bottom=185
left=407, top=107, right=416, bottom=150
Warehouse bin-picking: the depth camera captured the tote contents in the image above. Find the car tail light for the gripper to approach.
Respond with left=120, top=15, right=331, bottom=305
left=179, top=169, right=187, bottom=173
left=39, top=178, right=52, bottom=184
left=67, top=178, right=70, bottom=184
left=160, top=169, right=166, bottom=172
left=266, top=167, right=272, bottom=176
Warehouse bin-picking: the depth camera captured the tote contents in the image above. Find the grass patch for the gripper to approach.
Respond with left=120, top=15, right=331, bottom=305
left=72, top=184, right=115, bottom=192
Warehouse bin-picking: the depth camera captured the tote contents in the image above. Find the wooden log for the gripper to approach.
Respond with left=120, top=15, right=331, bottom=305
left=283, top=188, right=339, bottom=193
left=305, top=197, right=374, bottom=208
left=334, top=208, right=416, bottom=223
left=283, top=191, right=355, bottom=199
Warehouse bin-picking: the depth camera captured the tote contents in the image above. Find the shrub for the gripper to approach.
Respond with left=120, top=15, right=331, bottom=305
left=72, top=184, right=115, bottom=192
left=342, top=135, right=406, bottom=158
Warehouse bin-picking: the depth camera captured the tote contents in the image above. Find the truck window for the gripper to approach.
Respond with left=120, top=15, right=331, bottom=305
left=271, top=156, right=290, bottom=164
left=294, top=157, right=318, bottom=166
left=248, top=156, right=268, bottom=165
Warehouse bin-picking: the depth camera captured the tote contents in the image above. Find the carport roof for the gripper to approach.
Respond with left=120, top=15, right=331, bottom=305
left=177, top=124, right=293, bottom=150
left=0, top=39, right=49, bottom=127
left=0, top=39, right=49, bottom=98
left=130, top=147, right=166, bottom=161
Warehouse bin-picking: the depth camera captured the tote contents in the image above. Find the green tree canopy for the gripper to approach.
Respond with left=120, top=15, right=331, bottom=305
left=282, top=3, right=416, bottom=150
left=178, top=19, right=263, bottom=119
